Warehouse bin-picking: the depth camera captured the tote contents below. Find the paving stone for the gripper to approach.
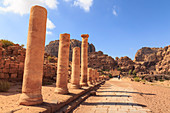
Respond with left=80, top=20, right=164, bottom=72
left=73, top=78, right=151, bottom=113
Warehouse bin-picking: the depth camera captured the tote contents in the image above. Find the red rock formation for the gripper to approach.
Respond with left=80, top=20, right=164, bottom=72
left=45, top=39, right=95, bottom=61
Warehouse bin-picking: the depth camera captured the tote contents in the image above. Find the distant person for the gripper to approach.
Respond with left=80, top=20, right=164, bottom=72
left=118, top=75, right=121, bottom=80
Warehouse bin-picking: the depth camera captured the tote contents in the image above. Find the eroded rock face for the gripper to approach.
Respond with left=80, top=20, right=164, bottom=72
left=155, top=46, right=170, bottom=74
left=135, top=45, right=170, bottom=74
left=45, top=39, right=95, bottom=61
left=88, top=51, right=117, bottom=71
left=116, top=56, right=135, bottom=72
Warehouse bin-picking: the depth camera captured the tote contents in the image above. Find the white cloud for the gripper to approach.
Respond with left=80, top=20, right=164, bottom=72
left=47, top=18, right=56, bottom=29
left=0, top=0, right=59, bottom=15
left=46, top=31, right=52, bottom=35
left=63, top=0, right=72, bottom=2
left=112, top=9, right=117, bottom=16
left=74, top=0, right=93, bottom=12
left=112, top=6, right=118, bottom=16
left=0, top=0, right=57, bottom=34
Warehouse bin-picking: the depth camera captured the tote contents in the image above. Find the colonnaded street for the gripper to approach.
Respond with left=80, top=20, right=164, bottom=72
left=73, top=78, right=151, bottom=113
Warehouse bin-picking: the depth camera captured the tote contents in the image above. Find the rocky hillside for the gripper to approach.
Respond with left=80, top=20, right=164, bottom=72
left=135, top=45, right=170, bottom=74
left=45, top=39, right=95, bottom=61
left=88, top=51, right=117, bottom=71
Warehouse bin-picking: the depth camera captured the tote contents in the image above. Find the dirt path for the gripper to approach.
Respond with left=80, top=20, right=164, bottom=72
left=73, top=78, right=151, bottom=113
left=127, top=80, right=170, bottom=113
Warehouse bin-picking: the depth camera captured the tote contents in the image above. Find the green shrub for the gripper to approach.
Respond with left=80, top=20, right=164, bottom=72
left=117, top=67, right=121, bottom=71
left=129, top=70, right=132, bottom=75
left=47, top=56, right=52, bottom=62
left=134, top=77, right=141, bottom=82
left=108, top=74, right=113, bottom=78
left=141, top=79, right=146, bottom=83
left=102, top=69, right=110, bottom=72
left=0, top=80, right=10, bottom=92
left=0, top=39, right=14, bottom=48
left=21, top=44, right=25, bottom=48
left=132, top=70, right=136, bottom=75
left=159, top=79, right=164, bottom=82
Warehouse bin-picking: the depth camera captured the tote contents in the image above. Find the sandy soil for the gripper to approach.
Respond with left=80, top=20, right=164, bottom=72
left=125, top=79, right=170, bottom=113
left=0, top=82, right=87, bottom=113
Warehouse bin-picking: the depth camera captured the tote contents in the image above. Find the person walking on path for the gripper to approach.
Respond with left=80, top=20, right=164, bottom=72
left=118, top=74, right=121, bottom=80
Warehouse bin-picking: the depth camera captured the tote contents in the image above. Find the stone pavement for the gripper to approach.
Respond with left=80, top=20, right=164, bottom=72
left=73, top=78, right=151, bottom=113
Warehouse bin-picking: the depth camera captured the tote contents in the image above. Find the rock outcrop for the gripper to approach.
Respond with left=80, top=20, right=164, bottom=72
left=45, top=39, right=95, bottom=61
left=116, top=56, right=135, bottom=72
left=88, top=51, right=117, bottom=71
left=135, top=45, right=170, bottom=74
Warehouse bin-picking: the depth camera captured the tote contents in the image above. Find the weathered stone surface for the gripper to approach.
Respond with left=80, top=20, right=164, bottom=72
left=70, top=47, right=80, bottom=89
left=80, top=34, right=89, bottom=87
left=87, top=68, right=93, bottom=85
left=135, top=45, right=170, bottom=74
left=45, top=39, right=95, bottom=61
left=19, top=5, right=47, bottom=105
left=116, top=56, right=135, bottom=72
left=88, top=51, right=117, bottom=71
left=55, top=33, right=70, bottom=94
left=92, top=69, right=96, bottom=84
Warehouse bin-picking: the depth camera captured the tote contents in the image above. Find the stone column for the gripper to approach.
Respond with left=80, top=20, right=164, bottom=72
left=97, top=72, right=99, bottom=82
left=94, top=69, right=97, bottom=82
left=19, top=5, right=47, bottom=105
left=55, top=33, right=70, bottom=94
left=70, top=47, right=80, bottom=89
left=87, top=68, right=93, bottom=85
left=97, top=72, right=100, bottom=81
left=92, top=69, right=95, bottom=84
left=80, top=34, right=89, bottom=86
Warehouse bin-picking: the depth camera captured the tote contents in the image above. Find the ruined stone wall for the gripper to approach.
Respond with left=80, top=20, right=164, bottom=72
left=0, top=44, right=25, bottom=79
left=0, top=44, right=58, bottom=79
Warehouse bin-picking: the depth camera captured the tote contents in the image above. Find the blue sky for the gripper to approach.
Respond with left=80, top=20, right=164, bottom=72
left=0, top=0, right=170, bottom=59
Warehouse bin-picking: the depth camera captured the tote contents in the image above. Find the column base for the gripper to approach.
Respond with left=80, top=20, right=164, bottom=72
left=80, top=82, right=88, bottom=87
left=19, top=93, right=43, bottom=106
left=88, top=82, right=93, bottom=86
left=70, top=84, right=80, bottom=89
left=54, top=87, right=69, bottom=94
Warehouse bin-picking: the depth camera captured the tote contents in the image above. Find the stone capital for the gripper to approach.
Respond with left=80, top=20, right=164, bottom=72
left=81, top=34, right=89, bottom=38
left=60, top=33, right=70, bottom=38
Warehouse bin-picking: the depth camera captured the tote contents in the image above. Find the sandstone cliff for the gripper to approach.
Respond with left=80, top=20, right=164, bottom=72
left=135, top=45, right=170, bottom=74
left=88, top=51, right=117, bottom=71
left=45, top=39, right=95, bottom=61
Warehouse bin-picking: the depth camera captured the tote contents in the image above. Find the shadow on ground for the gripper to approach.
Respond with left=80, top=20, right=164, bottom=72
left=94, top=95, right=132, bottom=97
left=82, top=102, right=147, bottom=107
left=97, top=91, right=156, bottom=95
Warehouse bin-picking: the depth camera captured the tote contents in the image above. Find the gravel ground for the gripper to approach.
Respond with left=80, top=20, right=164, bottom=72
left=125, top=80, right=170, bottom=113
